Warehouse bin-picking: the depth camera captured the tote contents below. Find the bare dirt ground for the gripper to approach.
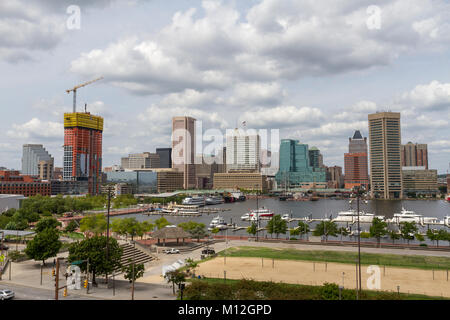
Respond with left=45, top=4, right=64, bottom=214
left=196, top=256, right=450, bottom=298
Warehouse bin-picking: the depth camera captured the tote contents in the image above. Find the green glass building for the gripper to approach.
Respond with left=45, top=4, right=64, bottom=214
left=275, top=139, right=326, bottom=188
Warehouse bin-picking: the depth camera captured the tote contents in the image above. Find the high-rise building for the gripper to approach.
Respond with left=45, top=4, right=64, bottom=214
left=121, top=152, right=160, bottom=169
left=275, top=139, right=326, bottom=188
left=22, top=144, right=53, bottom=176
left=402, top=166, right=437, bottom=197
left=401, top=142, right=428, bottom=169
left=308, top=147, right=321, bottom=169
left=368, top=112, right=402, bottom=199
left=172, top=116, right=196, bottom=189
left=38, top=159, right=54, bottom=180
left=226, top=129, right=260, bottom=173
left=344, top=130, right=369, bottom=189
left=326, top=165, right=344, bottom=188
left=156, top=148, right=172, bottom=168
left=63, top=112, right=103, bottom=195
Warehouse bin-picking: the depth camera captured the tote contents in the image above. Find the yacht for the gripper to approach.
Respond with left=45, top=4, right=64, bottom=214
left=209, top=215, right=226, bottom=228
left=281, top=214, right=290, bottom=221
left=240, top=213, right=251, bottom=221
left=247, top=208, right=275, bottom=221
left=444, top=216, right=450, bottom=227
left=205, top=196, right=224, bottom=205
left=389, top=207, right=423, bottom=223
left=332, top=210, right=384, bottom=223
left=182, top=196, right=206, bottom=206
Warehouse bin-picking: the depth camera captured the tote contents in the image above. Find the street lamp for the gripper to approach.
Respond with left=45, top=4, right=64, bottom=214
left=254, top=184, right=259, bottom=241
left=351, top=185, right=366, bottom=297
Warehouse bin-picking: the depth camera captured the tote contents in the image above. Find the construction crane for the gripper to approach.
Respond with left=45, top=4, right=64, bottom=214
left=66, top=77, right=104, bottom=113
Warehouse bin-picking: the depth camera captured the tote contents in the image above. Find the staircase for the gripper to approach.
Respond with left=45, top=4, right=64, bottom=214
left=114, top=243, right=156, bottom=274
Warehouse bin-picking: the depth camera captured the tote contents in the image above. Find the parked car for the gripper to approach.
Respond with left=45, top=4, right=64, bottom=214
left=164, top=248, right=180, bottom=254
left=201, top=248, right=215, bottom=255
left=0, top=289, right=15, bottom=300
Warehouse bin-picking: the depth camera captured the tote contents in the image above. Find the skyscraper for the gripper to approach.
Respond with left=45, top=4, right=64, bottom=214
left=226, top=129, right=261, bottom=173
left=121, top=152, right=160, bottom=169
left=63, top=112, right=103, bottom=195
left=172, top=116, right=196, bottom=189
left=156, top=148, right=172, bottom=168
left=275, top=139, right=326, bottom=188
left=344, top=130, right=369, bottom=189
left=22, top=144, right=53, bottom=176
left=308, top=147, right=321, bottom=169
left=401, top=142, right=428, bottom=169
left=368, top=112, right=402, bottom=199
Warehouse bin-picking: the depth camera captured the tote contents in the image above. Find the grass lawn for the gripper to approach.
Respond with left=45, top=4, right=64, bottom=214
left=217, top=246, right=450, bottom=270
left=61, top=232, right=85, bottom=240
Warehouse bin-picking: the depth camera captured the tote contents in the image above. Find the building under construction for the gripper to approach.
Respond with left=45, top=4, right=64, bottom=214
left=63, top=112, right=103, bottom=195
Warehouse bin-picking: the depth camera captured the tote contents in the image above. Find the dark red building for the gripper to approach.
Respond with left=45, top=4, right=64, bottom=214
left=0, top=170, right=51, bottom=196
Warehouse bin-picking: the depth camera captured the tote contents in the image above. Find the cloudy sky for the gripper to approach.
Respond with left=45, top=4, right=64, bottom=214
left=1, top=0, right=450, bottom=173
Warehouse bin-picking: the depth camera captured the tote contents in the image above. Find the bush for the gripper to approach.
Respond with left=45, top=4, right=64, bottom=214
left=7, top=250, right=29, bottom=262
left=419, top=243, right=428, bottom=247
left=360, top=232, right=371, bottom=238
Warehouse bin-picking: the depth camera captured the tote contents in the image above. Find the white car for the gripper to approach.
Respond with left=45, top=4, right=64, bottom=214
left=0, top=289, right=15, bottom=300
left=164, top=248, right=180, bottom=254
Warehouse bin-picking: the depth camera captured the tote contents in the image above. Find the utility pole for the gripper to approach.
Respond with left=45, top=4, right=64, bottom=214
left=255, top=184, right=259, bottom=242
left=132, top=241, right=136, bottom=300
left=106, top=185, right=112, bottom=284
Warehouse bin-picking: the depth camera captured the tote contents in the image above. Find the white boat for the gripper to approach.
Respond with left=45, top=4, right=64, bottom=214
left=209, top=215, right=226, bottom=228
left=205, top=196, right=224, bottom=205
left=444, top=216, right=450, bottom=227
left=240, top=213, right=251, bottom=221
left=332, top=210, right=384, bottom=223
left=182, top=196, right=206, bottom=206
left=249, top=208, right=275, bottom=221
left=389, top=207, right=423, bottom=223
left=281, top=214, right=290, bottom=221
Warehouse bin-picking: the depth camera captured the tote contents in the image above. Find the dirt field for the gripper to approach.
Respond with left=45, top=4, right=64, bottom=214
left=196, top=257, right=450, bottom=298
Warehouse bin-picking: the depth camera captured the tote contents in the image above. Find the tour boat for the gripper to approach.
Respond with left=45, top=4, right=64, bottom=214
left=332, top=210, right=384, bottom=223
left=249, top=208, right=275, bottom=221
left=182, top=196, right=206, bottom=206
left=205, top=196, right=224, bottom=205
left=209, top=215, right=226, bottom=228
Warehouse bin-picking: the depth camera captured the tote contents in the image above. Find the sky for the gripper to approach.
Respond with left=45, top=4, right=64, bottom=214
left=0, top=0, right=450, bottom=174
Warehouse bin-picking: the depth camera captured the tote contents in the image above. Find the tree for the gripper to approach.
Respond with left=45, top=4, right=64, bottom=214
left=338, top=227, right=350, bottom=242
left=297, top=221, right=310, bottom=239
left=426, top=229, right=439, bottom=246
left=185, top=258, right=199, bottom=276
left=140, top=221, right=154, bottom=239
left=438, top=229, right=450, bottom=247
left=399, top=222, right=418, bottom=245
left=121, top=260, right=145, bottom=283
left=165, top=269, right=186, bottom=295
left=313, top=221, right=338, bottom=241
left=24, top=228, right=62, bottom=265
left=111, top=218, right=127, bottom=239
left=65, top=220, right=78, bottom=233
left=80, top=214, right=107, bottom=237
left=266, top=215, right=287, bottom=238
left=247, top=223, right=257, bottom=236
left=35, top=217, right=62, bottom=233
left=415, top=233, right=425, bottom=242
left=389, top=230, right=400, bottom=244
left=120, top=217, right=142, bottom=241
left=369, top=218, right=388, bottom=247
left=178, top=221, right=207, bottom=242
left=155, top=217, right=170, bottom=230
left=68, top=236, right=123, bottom=284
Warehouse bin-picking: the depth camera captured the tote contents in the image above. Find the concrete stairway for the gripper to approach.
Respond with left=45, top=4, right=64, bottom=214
left=114, top=243, right=155, bottom=274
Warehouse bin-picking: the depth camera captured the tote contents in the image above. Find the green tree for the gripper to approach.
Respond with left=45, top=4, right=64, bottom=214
left=35, top=217, right=62, bottom=233
left=24, top=228, right=62, bottom=265
left=313, top=221, right=338, bottom=241
left=247, top=223, right=257, bottom=236
left=121, top=260, right=145, bottom=283
left=140, top=221, right=154, bottom=239
left=120, top=217, right=142, bottom=241
left=369, top=218, right=388, bottom=247
left=426, top=229, right=439, bottom=246
left=338, top=227, right=350, bottom=242
left=185, top=258, right=199, bottom=276
left=68, top=236, right=123, bottom=284
left=415, top=233, right=425, bottom=242
left=165, top=269, right=186, bottom=295
left=389, top=230, right=400, bottom=244
left=155, top=217, right=171, bottom=230
left=297, top=221, right=310, bottom=239
left=64, top=220, right=78, bottom=233
left=438, top=229, right=449, bottom=247
left=399, top=222, right=418, bottom=245
left=178, top=221, right=207, bottom=242
left=80, top=214, right=107, bottom=236
left=266, top=215, right=287, bottom=238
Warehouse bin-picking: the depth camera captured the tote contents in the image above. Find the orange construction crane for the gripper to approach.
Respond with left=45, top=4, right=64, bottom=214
left=66, top=77, right=104, bottom=113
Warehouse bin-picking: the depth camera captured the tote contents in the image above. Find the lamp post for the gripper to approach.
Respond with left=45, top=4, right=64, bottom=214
left=351, top=186, right=366, bottom=297
left=255, top=184, right=259, bottom=242
left=106, top=185, right=113, bottom=285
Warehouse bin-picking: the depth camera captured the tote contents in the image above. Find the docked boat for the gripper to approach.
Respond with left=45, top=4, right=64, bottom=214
left=389, top=207, right=423, bottom=223
left=249, top=208, right=275, bottom=221
left=240, top=213, right=251, bottom=221
left=209, top=215, right=226, bottom=228
left=182, top=196, right=206, bottom=206
left=205, top=196, right=224, bottom=205
left=332, top=210, right=384, bottom=223
left=281, top=214, right=290, bottom=221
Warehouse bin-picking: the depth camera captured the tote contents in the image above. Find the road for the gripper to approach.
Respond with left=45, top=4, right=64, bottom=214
left=0, top=283, right=101, bottom=300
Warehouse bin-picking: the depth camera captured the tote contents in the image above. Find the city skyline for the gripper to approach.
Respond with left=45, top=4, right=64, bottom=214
left=0, top=1, right=449, bottom=173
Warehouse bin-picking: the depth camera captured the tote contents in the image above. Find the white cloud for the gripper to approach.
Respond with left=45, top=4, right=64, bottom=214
left=396, top=80, right=450, bottom=111
left=7, top=118, right=63, bottom=140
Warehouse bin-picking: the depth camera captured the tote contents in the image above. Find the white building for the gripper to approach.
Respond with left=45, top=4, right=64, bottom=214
left=22, top=144, right=53, bottom=176
left=0, top=194, right=25, bottom=213
left=226, top=129, right=260, bottom=173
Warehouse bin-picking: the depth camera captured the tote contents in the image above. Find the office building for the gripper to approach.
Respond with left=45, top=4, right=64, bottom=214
left=326, top=165, right=344, bottom=189
left=172, top=116, right=196, bottom=189
left=63, top=112, right=103, bottom=195
left=368, top=112, right=402, bottom=199
left=105, top=170, right=158, bottom=194
left=344, top=130, right=369, bottom=189
left=401, top=142, right=428, bottom=169
left=402, top=166, right=438, bottom=197
left=275, top=139, right=326, bottom=188
left=157, top=171, right=184, bottom=193
left=226, top=129, right=260, bottom=173
left=0, top=170, right=51, bottom=196
left=156, top=148, right=172, bottom=168
left=121, top=152, right=160, bottom=170
left=38, top=159, right=54, bottom=180
left=50, top=180, right=89, bottom=195
left=213, top=172, right=269, bottom=192
left=308, top=147, right=321, bottom=169
left=22, top=144, right=53, bottom=176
